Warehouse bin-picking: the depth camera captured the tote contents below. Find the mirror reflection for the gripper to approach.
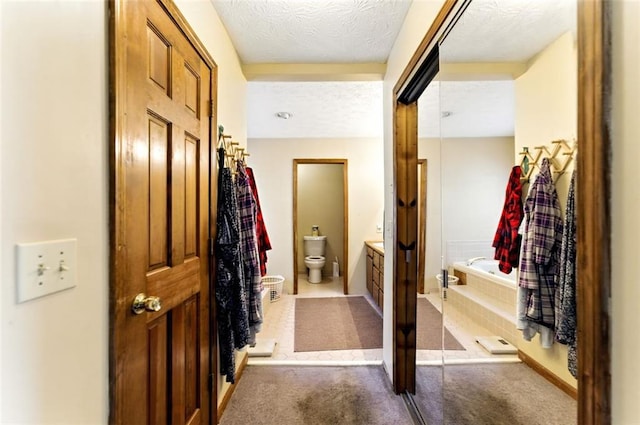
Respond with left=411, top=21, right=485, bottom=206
left=413, top=1, right=578, bottom=423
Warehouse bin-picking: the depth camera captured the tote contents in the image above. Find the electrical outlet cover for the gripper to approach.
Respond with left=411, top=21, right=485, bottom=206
left=16, top=239, right=77, bottom=303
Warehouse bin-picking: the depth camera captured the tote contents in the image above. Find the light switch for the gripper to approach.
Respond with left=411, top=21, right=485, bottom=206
left=16, top=239, right=77, bottom=303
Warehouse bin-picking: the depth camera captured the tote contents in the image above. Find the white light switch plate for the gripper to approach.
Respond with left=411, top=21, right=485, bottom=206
left=16, top=239, right=77, bottom=303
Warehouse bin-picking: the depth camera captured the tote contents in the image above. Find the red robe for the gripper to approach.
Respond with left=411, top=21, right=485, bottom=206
left=492, top=166, right=524, bottom=274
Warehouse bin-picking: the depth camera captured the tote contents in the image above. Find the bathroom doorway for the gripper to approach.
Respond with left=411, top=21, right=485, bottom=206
left=293, top=159, right=348, bottom=295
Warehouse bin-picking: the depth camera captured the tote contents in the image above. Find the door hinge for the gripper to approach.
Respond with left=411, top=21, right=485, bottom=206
left=208, top=373, right=214, bottom=392
left=209, top=100, right=215, bottom=118
left=209, top=238, right=215, bottom=257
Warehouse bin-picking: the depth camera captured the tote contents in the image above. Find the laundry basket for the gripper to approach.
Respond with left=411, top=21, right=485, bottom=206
left=262, top=275, right=285, bottom=302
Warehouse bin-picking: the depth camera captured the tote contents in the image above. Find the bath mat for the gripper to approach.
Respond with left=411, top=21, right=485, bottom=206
left=417, top=297, right=465, bottom=351
left=294, top=296, right=382, bottom=352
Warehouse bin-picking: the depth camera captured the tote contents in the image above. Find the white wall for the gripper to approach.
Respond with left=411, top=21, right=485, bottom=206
left=0, top=0, right=248, bottom=422
left=383, top=0, right=447, bottom=382
left=514, top=31, right=578, bottom=389
left=419, top=136, right=514, bottom=292
left=611, top=1, right=640, bottom=422
left=0, top=0, right=5, bottom=413
left=247, top=138, right=384, bottom=295
left=1, top=2, right=108, bottom=423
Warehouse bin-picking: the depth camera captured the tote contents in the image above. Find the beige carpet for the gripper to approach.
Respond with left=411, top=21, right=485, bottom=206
left=417, top=297, right=465, bottom=351
left=219, top=366, right=413, bottom=425
left=294, top=296, right=465, bottom=352
left=414, top=363, right=577, bottom=425
left=294, top=297, right=382, bottom=352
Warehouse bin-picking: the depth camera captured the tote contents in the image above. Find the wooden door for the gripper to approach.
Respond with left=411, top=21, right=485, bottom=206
left=109, top=0, right=217, bottom=424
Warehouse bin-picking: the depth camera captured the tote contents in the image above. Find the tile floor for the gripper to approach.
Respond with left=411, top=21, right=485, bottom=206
left=248, top=275, right=519, bottom=366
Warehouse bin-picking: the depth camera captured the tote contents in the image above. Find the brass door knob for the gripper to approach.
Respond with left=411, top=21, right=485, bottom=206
left=132, top=293, right=162, bottom=315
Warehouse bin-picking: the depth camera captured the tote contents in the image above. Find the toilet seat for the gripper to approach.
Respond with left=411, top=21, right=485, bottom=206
left=305, top=255, right=324, bottom=262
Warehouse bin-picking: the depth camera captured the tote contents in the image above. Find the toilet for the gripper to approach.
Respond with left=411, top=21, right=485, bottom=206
left=303, top=235, right=327, bottom=283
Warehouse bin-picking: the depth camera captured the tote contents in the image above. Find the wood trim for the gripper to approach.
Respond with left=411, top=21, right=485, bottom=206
left=393, top=0, right=460, bottom=96
left=343, top=159, right=349, bottom=295
left=577, top=1, right=611, bottom=424
left=393, top=101, right=418, bottom=394
left=417, top=159, right=427, bottom=294
left=292, top=159, right=349, bottom=295
left=518, top=350, right=578, bottom=400
left=216, top=352, right=249, bottom=423
left=292, top=160, right=299, bottom=294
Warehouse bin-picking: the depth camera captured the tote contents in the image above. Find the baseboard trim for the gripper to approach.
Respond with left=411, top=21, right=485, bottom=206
left=518, top=350, right=577, bottom=400
left=217, top=351, right=249, bottom=423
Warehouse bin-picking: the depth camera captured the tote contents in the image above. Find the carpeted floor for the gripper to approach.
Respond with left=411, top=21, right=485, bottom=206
left=294, top=297, right=382, bottom=352
left=219, top=366, right=413, bottom=425
left=414, top=363, right=577, bottom=425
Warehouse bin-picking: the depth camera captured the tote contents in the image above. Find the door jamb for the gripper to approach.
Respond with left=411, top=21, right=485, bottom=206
left=292, top=159, right=349, bottom=295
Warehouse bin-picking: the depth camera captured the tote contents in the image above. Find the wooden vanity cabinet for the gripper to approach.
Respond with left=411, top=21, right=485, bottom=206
left=365, top=243, right=384, bottom=311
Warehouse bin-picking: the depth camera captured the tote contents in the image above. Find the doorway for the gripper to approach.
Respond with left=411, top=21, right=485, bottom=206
left=293, top=159, right=348, bottom=295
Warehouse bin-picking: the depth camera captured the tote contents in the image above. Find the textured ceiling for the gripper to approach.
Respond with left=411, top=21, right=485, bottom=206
left=247, top=81, right=383, bottom=138
left=441, top=0, right=576, bottom=63
left=418, top=80, right=515, bottom=138
left=211, top=0, right=412, bottom=64
left=247, top=80, right=515, bottom=139
left=229, top=0, right=575, bottom=140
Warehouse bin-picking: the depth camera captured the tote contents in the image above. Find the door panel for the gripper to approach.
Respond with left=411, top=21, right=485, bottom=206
left=110, top=0, right=215, bottom=424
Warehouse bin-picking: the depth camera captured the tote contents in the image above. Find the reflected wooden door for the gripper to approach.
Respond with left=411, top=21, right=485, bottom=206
left=110, top=0, right=216, bottom=423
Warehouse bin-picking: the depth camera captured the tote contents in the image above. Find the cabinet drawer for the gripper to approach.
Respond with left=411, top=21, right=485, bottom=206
left=366, top=247, right=373, bottom=258
left=373, top=252, right=380, bottom=269
left=372, top=267, right=380, bottom=285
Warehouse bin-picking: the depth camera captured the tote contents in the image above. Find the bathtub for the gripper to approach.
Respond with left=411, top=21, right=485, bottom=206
left=452, top=259, right=516, bottom=288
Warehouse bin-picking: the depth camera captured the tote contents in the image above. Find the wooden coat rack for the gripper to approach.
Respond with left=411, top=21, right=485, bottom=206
left=519, top=139, right=576, bottom=182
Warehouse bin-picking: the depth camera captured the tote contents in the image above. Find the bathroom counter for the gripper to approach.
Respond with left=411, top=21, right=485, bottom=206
left=365, top=241, right=384, bottom=311
left=365, top=240, right=384, bottom=255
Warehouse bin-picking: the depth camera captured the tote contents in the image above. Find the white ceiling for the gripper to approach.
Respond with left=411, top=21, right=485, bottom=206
left=211, top=0, right=412, bottom=64
left=212, top=0, right=576, bottom=140
left=441, top=0, right=576, bottom=63
left=247, top=81, right=383, bottom=139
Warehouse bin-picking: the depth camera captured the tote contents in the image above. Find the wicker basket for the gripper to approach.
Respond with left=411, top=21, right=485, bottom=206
left=262, top=275, right=285, bottom=302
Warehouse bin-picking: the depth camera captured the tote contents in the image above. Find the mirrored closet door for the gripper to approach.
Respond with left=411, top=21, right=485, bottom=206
left=412, top=1, right=580, bottom=423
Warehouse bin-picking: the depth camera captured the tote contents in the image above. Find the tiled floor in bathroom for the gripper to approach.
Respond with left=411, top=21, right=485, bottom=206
left=248, top=275, right=519, bottom=366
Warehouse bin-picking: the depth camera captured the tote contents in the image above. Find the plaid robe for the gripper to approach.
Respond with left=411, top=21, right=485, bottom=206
left=517, top=158, right=563, bottom=343
left=492, top=166, right=524, bottom=274
left=235, top=160, right=263, bottom=344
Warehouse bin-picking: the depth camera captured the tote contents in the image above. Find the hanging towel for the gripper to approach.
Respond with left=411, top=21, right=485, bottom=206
left=215, top=148, right=249, bottom=383
left=555, top=170, right=577, bottom=377
left=246, top=167, right=272, bottom=276
left=517, top=158, right=563, bottom=345
left=235, top=160, right=263, bottom=345
left=492, top=166, right=524, bottom=274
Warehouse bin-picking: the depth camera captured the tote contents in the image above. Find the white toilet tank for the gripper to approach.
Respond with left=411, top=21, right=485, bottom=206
left=303, top=235, right=327, bottom=256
